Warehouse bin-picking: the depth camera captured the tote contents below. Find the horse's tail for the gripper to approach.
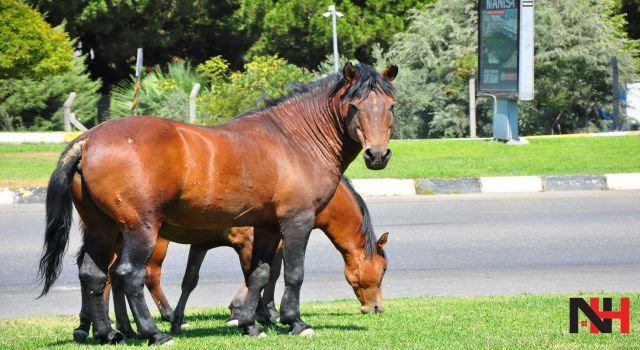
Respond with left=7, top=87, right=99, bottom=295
left=38, top=137, right=86, bottom=297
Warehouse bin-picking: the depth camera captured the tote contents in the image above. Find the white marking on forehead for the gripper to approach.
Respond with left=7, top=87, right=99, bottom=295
left=372, top=95, right=379, bottom=114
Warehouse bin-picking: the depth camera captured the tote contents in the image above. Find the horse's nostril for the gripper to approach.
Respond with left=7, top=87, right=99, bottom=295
left=382, top=149, right=391, bottom=160
left=364, top=148, right=375, bottom=160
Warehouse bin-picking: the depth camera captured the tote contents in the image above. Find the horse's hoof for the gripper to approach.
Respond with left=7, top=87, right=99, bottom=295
left=181, top=322, right=190, bottom=329
left=226, top=319, right=239, bottom=327
left=170, top=325, right=182, bottom=336
left=148, top=332, right=173, bottom=346
left=299, top=328, right=315, bottom=337
left=243, top=324, right=265, bottom=337
left=289, top=322, right=313, bottom=336
left=72, top=329, right=88, bottom=344
left=244, top=332, right=267, bottom=338
left=101, top=331, right=126, bottom=345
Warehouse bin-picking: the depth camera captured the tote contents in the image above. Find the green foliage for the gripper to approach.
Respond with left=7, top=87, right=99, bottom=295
left=198, top=55, right=314, bottom=125
left=376, top=0, right=480, bottom=139
left=0, top=55, right=101, bottom=131
left=28, top=0, right=246, bottom=87
left=0, top=0, right=73, bottom=79
left=380, top=0, right=638, bottom=138
left=240, top=0, right=432, bottom=69
left=110, top=60, right=206, bottom=120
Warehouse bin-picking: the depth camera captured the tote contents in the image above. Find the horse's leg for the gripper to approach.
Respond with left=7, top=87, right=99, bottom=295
left=109, top=248, right=137, bottom=339
left=145, top=237, right=174, bottom=323
left=78, top=236, right=124, bottom=344
left=261, top=240, right=283, bottom=322
left=278, top=213, right=315, bottom=336
left=72, top=282, right=92, bottom=343
left=227, top=283, right=248, bottom=326
left=228, top=234, right=253, bottom=325
left=113, top=226, right=172, bottom=345
left=236, top=229, right=281, bottom=336
left=170, top=242, right=212, bottom=335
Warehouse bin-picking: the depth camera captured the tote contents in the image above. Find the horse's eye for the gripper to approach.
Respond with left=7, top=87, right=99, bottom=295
left=349, top=104, right=359, bottom=114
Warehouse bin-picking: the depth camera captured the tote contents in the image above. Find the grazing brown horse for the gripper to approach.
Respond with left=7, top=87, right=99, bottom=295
left=73, top=177, right=388, bottom=341
left=39, top=63, right=397, bottom=345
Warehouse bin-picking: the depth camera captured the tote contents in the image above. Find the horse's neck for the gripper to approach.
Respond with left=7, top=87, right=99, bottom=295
left=263, top=94, right=359, bottom=175
left=322, top=216, right=368, bottom=264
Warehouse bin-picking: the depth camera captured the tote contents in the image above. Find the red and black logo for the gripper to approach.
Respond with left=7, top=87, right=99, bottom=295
left=569, top=297, right=629, bottom=334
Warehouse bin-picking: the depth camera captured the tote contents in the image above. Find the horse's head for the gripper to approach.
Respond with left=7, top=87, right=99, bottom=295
left=339, top=63, right=398, bottom=170
left=343, top=232, right=389, bottom=314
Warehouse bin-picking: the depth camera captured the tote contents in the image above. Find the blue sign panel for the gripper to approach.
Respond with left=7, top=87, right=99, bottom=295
left=479, top=0, right=519, bottom=94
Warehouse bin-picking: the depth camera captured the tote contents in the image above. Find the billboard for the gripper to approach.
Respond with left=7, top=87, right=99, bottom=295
left=479, top=0, right=519, bottom=94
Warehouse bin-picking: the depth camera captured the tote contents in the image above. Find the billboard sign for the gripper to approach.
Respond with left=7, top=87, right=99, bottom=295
left=479, top=0, right=519, bottom=94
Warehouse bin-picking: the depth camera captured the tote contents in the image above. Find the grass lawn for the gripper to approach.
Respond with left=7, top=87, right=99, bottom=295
left=0, top=294, right=637, bottom=349
left=345, top=136, right=640, bottom=179
left=0, top=143, right=64, bottom=187
left=0, top=136, right=639, bottom=187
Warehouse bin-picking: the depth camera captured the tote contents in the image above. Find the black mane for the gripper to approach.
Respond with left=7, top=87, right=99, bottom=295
left=340, top=176, right=382, bottom=258
left=235, top=64, right=395, bottom=119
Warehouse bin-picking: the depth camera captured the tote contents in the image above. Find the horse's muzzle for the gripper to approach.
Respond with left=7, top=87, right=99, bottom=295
left=364, top=148, right=392, bottom=170
left=361, top=305, right=385, bottom=314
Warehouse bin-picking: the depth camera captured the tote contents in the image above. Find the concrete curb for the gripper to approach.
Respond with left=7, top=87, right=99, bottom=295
left=0, top=132, right=82, bottom=144
left=1, top=173, right=639, bottom=204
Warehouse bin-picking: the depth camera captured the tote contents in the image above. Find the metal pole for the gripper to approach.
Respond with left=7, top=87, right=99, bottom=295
left=469, top=71, right=477, bottom=138
left=611, top=56, right=620, bottom=130
left=331, top=7, right=339, bottom=72
left=63, top=92, right=77, bottom=132
left=323, top=5, right=343, bottom=73
left=189, top=83, right=201, bottom=124
left=132, top=48, right=143, bottom=115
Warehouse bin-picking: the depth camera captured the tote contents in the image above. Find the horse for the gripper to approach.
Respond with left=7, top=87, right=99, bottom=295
left=39, top=62, right=397, bottom=345
left=72, top=177, right=388, bottom=342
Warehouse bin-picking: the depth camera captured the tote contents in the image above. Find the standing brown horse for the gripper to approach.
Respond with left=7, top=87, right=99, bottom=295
left=73, top=177, right=388, bottom=341
left=39, top=63, right=397, bottom=345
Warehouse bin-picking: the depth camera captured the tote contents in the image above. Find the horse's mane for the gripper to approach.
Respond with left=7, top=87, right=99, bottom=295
left=340, top=176, right=383, bottom=258
left=234, top=64, right=395, bottom=120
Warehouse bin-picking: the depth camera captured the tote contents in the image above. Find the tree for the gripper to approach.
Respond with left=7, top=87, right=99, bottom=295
left=240, top=0, right=432, bottom=69
left=110, top=60, right=206, bottom=120
left=0, top=0, right=73, bottom=79
left=198, top=55, right=314, bottom=124
left=0, top=55, right=101, bottom=130
left=28, top=0, right=247, bottom=89
left=380, top=0, right=638, bottom=138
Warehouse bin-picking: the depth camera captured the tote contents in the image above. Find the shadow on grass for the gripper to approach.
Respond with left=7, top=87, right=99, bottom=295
left=181, top=313, right=230, bottom=323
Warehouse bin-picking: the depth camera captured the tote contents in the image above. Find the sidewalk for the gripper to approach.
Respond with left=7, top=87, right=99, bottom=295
left=2, top=173, right=639, bottom=204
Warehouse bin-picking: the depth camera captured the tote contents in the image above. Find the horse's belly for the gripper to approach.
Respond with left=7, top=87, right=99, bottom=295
left=164, top=198, right=275, bottom=231
left=158, top=223, right=231, bottom=245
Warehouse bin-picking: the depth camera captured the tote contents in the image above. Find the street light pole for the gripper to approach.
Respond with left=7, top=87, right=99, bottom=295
left=323, top=4, right=343, bottom=73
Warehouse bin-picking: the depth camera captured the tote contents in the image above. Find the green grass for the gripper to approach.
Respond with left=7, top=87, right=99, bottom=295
left=345, top=137, right=640, bottom=179
left=0, top=143, right=65, bottom=187
left=0, top=136, right=639, bottom=187
left=1, top=294, right=638, bottom=349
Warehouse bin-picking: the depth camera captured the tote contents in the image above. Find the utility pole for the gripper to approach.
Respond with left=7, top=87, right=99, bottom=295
left=611, top=56, right=620, bottom=130
left=469, top=70, right=477, bottom=138
left=132, top=48, right=143, bottom=115
left=323, top=5, right=343, bottom=73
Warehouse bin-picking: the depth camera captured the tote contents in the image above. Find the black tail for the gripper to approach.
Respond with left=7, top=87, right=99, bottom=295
left=37, top=138, right=85, bottom=297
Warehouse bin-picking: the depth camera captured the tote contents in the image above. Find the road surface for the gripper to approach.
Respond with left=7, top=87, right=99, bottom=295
left=1, top=190, right=639, bottom=319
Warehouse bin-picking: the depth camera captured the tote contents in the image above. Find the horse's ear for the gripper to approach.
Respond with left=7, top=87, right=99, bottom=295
left=377, top=232, right=388, bottom=250
left=381, top=65, right=398, bottom=81
left=343, top=62, right=358, bottom=84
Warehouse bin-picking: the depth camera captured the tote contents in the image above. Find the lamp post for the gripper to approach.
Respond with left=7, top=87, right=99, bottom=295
left=323, top=4, right=343, bottom=73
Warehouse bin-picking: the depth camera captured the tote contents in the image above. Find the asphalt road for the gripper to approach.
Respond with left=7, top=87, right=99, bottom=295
left=1, top=190, right=639, bottom=319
